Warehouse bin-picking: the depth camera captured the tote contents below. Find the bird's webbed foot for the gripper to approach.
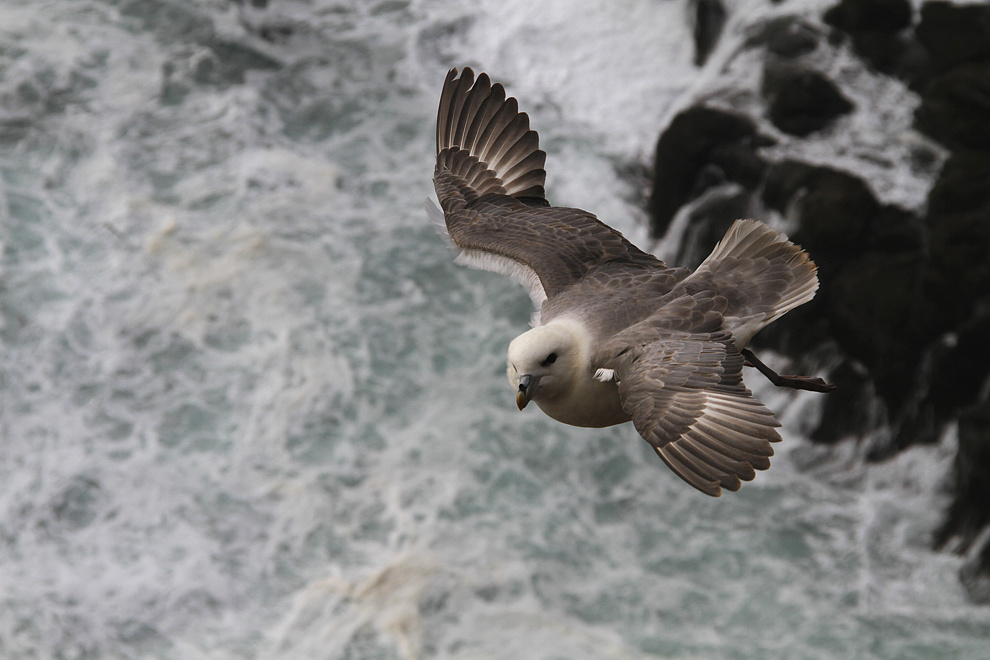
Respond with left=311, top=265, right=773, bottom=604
left=741, top=348, right=837, bottom=393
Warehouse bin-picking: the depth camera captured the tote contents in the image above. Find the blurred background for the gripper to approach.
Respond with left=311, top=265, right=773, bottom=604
left=1, top=0, right=989, bottom=658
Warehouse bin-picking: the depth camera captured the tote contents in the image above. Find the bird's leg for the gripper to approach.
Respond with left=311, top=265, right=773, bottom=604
left=741, top=348, right=837, bottom=393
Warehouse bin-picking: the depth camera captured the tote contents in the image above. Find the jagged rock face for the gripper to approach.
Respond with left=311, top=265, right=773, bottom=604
left=824, top=0, right=912, bottom=33
left=916, top=64, right=990, bottom=151
left=823, top=0, right=918, bottom=76
left=762, top=61, right=853, bottom=135
left=648, top=106, right=769, bottom=237
left=915, top=1, right=990, bottom=73
left=647, top=0, right=990, bottom=585
left=938, top=400, right=990, bottom=604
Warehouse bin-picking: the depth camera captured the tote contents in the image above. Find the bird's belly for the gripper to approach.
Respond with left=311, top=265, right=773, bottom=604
left=535, top=378, right=630, bottom=428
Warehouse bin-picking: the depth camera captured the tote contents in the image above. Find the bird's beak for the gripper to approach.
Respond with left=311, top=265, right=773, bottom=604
left=516, top=374, right=536, bottom=410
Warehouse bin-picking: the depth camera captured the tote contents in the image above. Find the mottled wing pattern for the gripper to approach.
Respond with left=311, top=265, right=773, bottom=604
left=439, top=197, right=663, bottom=298
left=433, top=67, right=663, bottom=299
left=682, top=219, right=819, bottom=346
left=435, top=67, right=548, bottom=204
left=599, top=293, right=782, bottom=496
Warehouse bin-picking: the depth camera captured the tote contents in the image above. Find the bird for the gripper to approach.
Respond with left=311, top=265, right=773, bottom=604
left=429, top=67, right=835, bottom=496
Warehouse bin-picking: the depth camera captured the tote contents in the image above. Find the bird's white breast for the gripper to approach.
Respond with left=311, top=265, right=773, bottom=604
left=535, top=369, right=629, bottom=428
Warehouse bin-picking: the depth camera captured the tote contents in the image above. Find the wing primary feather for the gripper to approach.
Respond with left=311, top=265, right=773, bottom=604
left=465, top=83, right=506, bottom=154
left=667, top=442, right=741, bottom=492
left=436, top=67, right=458, bottom=153
left=453, top=72, right=489, bottom=150
left=445, top=68, right=474, bottom=150
left=656, top=446, right=722, bottom=496
left=678, top=432, right=756, bottom=481
left=688, top=426, right=769, bottom=466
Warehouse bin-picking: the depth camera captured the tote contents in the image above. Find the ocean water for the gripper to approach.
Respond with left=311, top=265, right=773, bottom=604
left=1, top=1, right=988, bottom=658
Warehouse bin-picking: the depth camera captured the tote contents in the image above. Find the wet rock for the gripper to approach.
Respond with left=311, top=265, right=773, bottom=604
left=857, top=32, right=924, bottom=79
left=694, top=0, right=727, bottom=66
left=935, top=401, right=990, bottom=557
left=959, top=545, right=990, bottom=605
left=823, top=0, right=925, bottom=77
left=762, top=61, right=854, bottom=136
left=761, top=18, right=821, bottom=58
left=915, top=63, right=990, bottom=152
left=763, top=161, right=877, bottom=261
left=927, top=308, right=990, bottom=424
left=675, top=184, right=752, bottom=268
left=648, top=106, right=770, bottom=236
left=916, top=1, right=990, bottom=73
left=810, top=360, right=881, bottom=444
left=925, top=151, right=990, bottom=316
left=789, top=169, right=877, bottom=258
left=823, top=0, right=912, bottom=34
left=761, top=159, right=817, bottom=212
left=825, top=250, right=940, bottom=410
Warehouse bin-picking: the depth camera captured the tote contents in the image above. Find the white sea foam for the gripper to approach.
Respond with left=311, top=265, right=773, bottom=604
left=1, top=0, right=988, bottom=658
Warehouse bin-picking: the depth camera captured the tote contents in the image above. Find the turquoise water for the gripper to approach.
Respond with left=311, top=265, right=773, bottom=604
left=1, top=1, right=988, bottom=658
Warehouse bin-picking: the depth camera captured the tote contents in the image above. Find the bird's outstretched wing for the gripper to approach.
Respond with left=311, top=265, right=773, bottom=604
left=597, top=293, right=781, bottom=496
left=432, top=67, right=662, bottom=303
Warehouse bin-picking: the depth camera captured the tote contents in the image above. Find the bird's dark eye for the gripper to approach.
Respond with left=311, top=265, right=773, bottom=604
left=541, top=353, right=558, bottom=367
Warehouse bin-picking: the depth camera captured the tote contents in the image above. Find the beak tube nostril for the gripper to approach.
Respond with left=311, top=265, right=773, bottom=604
left=516, top=374, right=533, bottom=410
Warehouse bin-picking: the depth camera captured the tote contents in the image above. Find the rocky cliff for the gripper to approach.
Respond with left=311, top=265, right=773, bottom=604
left=651, top=0, right=990, bottom=601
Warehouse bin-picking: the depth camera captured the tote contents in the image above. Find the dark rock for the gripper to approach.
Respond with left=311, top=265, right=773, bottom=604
left=916, top=1, right=990, bottom=73
left=853, top=31, right=926, bottom=78
left=675, top=185, right=752, bottom=268
left=927, top=150, right=990, bottom=218
left=694, top=0, right=727, bottom=66
left=959, top=543, right=990, bottom=605
left=929, top=212, right=990, bottom=319
left=763, top=161, right=878, bottom=260
left=811, top=360, right=881, bottom=444
left=762, top=159, right=818, bottom=212
left=746, top=16, right=821, bottom=59
left=823, top=0, right=925, bottom=77
left=870, top=204, right=925, bottom=254
left=648, top=106, right=770, bottom=236
left=792, top=169, right=877, bottom=257
left=762, top=61, right=854, bottom=135
left=915, top=63, right=990, bottom=152
left=824, top=250, right=941, bottom=409
left=823, top=0, right=912, bottom=34
left=935, top=400, right=990, bottom=555
left=763, top=162, right=922, bottom=255
left=927, top=307, right=990, bottom=422
left=926, top=151, right=990, bottom=316
left=763, top=152, right=990, bottom=448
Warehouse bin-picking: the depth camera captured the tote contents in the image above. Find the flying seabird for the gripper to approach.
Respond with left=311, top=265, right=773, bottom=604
left=429, top=67, right=835, bottom=496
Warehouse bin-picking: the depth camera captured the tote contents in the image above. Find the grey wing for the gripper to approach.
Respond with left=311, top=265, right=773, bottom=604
left=681, top=219, right=819, bottom=347
left=432, top=67, right=662, bottom=301
left=599, top=295, right=782, bottom=497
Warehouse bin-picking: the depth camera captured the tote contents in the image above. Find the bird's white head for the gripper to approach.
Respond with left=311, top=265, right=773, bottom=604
left=506, top=320, right=585, bottom=410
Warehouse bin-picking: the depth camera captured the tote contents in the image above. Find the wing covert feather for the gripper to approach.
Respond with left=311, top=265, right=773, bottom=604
left=599, top=295, right=782, bottom=497
left=433, top=67, right=663, bottom=299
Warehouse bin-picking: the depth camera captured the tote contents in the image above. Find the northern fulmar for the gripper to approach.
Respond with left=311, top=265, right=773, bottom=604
left=429, top=67, right=835, bottom=496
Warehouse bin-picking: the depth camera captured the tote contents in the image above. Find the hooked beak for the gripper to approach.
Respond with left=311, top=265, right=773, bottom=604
left=516, top=374, right=537, bottom=410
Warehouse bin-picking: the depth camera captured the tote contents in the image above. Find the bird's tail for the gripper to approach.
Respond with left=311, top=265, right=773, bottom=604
left=685, top=219, right=819, bottom=347
left=434, top=67, right=548, bottom=209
